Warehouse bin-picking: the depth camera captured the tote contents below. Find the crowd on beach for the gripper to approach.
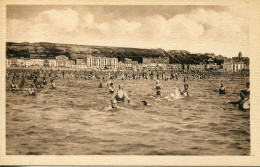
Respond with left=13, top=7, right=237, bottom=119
left=7, top=68, right=250, bottom=111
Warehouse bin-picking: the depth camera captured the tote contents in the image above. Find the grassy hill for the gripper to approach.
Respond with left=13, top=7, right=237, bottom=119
left=6, top=42, right=213, bottom=64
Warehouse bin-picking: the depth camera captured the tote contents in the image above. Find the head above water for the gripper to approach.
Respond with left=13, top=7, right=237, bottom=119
left=184, top=84, right=189, bottom=90
left=111, top=99, right=118, bottom=108
left=221, top=82, right=224, bottom=87
left=246, top=82, right=250, bottom=88
left=141, top=101, right=148, bottom=106
left=119, top=83, right=123, bottom=89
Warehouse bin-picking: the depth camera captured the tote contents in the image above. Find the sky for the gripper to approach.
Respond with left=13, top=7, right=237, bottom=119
left=6, top=5, right=249, bottom=58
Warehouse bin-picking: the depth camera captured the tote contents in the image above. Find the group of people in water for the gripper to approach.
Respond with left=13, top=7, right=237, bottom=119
left=216, top=80, right=250, bottom=111
left=105, top=77, right=249, bottom=111
left=101, top=77, right=191, bottom=109
left=7, top=68, right=250, bottom=111
left=223, top=81, right=250, bottom=111
left=7, top=68, right=232, bottom=83
left=9, top=69, right=56, bottom=96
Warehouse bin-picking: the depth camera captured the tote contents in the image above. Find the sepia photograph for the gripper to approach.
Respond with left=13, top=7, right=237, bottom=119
left=1, top=0, right=260, bottom=166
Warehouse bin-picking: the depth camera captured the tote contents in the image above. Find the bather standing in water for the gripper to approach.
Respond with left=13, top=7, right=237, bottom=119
left=219, top=81, right=227, bottom=94
left=28, top=84, right=36, bottom=96
left=224, top=82, right=250, bottom=111
left=155, top=79, right=162, bottom=97
left=245, top=82, right=250, bottom=95
left=40, top=77, right=47, bottom=88
left=180, top=84, right=189, bottom=96
left=106, top=79, right=112, bottom=88
left=98, top=79, right=103, bottom=88
left=107, top=82, right=116, bottom=94
left=19, top=77, right=26, bottom=89
left=10, top=78, right=19, bottom=91
left=43, top=77, right=47, bottom=85
left=50, top=79, right=56, bottom=89
left=111, top=83, right=130, bottom=104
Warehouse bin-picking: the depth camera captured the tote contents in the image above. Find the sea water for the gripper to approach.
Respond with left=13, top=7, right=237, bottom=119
left=6, top=77, right=250, bottom=155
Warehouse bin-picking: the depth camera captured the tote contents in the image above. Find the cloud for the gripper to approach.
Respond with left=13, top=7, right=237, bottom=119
left=189, top=8, right=248, bottom=40
left=7, top=19, right=50, bottom=42
left=40, top=9, right=79, bottom=32
left=95, top=22, right=110, bottom=34
left=83, top=14, right=141, bottom=35
left=186, top=8, right=249, bottom=55
left=7, top=7, right=249, bottom=58
left=114, top=19, right=141, bottom=34
left=84, top=13, right=94, bottom=27
left=140, top=14, right=204, bottom=40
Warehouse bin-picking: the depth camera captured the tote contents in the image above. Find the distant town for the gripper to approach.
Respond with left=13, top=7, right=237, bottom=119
left=6, top=42, right=249, bottom=72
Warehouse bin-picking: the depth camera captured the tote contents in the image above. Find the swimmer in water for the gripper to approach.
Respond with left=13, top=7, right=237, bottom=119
left=33, top=76, right=39, bottom=88
left=19, top=77, right=26, bottom=89
left=224, top=82, right=250, bottom=111
left=237, top=82, right=250, bottom=100
left=111, top=83, right=130, bottom=104
left=141, top=101, right=148, bottom=106
left=111, top=98, right=118, bottom=108
left=98, top=79, right=103, bottom=88
left=219, top=81, right=227, bottom=94
left=107, top=82, right=116, bottom=94
left=28, top=84, right=36, bottom=96
left=50, top=79, right=56, bottom=89
left=180, top=84, right=189, bottom=96
left=245, top=82, right=250, bottom=95
left=106, top=79, right=112, bottom=88
left=40, top=77, right=47, bottom=88
left=225, top=91, right=249, bottom=111
left=10, top=78, right=19, bottom=91
left=155, top=79, right=162, bottom=97
left=42, top=77, right=47, bottom=86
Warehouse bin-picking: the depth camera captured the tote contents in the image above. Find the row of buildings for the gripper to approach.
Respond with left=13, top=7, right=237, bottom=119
left=117, top=52, right=249, bottom=72
left=6, top=52, right=249, bottom=72
left=6, top=55, right=119, bottom=69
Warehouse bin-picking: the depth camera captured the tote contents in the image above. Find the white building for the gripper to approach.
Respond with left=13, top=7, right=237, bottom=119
left=111, top=57, right=118, bottom=69
left=24, top=59, right=32, bottom=67
left=49, top=59, right=57, bottom=68
left=85, top=56, right=118, bottom=69
left=30, top=59, right=44, bottom=67
left=85, top=56, right=93, bottom=68
left=56, top=55, right=69, bottom=67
